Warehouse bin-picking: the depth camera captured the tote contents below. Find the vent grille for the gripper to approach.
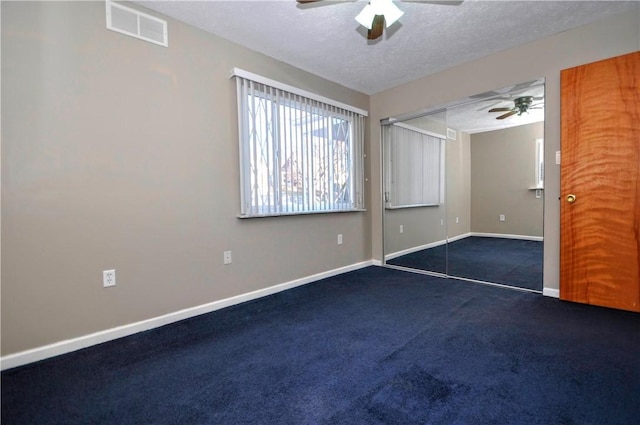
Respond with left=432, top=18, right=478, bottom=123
left=106, top=1, right=168, bottom=47
left=447, top=128, right=457, bottom=140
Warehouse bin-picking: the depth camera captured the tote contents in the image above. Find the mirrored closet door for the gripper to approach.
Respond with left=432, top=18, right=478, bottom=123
left=382, top=80, right=545, bottom=292
left=383, top=110, right=448, bottom=275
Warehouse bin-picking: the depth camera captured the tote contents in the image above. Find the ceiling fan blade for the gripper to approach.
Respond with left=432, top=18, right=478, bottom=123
left=476, top=101, right=504, bottom=111
left=488, top=107, right=513, bottom=113
left=368, top=15, right=385, bottom=40
left=497, top=110, right=518, bottom=120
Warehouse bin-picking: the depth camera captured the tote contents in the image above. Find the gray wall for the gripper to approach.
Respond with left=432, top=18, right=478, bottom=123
left=384, top=207, right=446, bottom=257
left=370, top=10, right=640, bottom=292
left=383, top=115, right=449, bottom=257
left=2, top=2, right=639, bottom=358
left=446, top=130, right=471, bottom=239
left=1, top=1, right=370, bottom=355
left=470, top=122, right=544, bottom=237
left=383, top=125, right=471, bottom=257
left=384, top=121, right=542, bottom=258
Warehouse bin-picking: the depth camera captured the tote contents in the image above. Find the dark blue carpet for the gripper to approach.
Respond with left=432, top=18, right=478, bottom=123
left=388, top=237, right=543, bottom=291
left=2, top=267, right=638, bottom=424
left=387, top=244, right=447, bottom=274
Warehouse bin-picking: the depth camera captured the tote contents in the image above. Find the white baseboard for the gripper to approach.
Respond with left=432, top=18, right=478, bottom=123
left=384, top=232, right=542, bottom=261
left=543, top=287, right=560, bottom=298
left=447, top=232, right=471, bottom=243
left=385, top=239, right=447, bottom=261
left=0, top=260, right=374, bottom=371
left=470, top=232, right=544, bottom=242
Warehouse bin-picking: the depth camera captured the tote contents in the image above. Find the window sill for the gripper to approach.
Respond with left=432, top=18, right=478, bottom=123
left=237, top=209, right=367, bottom=219
left=385, top=203, right=441, bottom=210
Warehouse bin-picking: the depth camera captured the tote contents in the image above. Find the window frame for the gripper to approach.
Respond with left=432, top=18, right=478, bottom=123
left=232, top=69, right=367, bottom=218
left=384, top=123, right=446, bottom=210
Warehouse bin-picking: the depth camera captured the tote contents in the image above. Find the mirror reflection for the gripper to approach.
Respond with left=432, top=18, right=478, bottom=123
left=384, top=110, right=448, bottom=275
left=383, top=80, right=544, bottom=292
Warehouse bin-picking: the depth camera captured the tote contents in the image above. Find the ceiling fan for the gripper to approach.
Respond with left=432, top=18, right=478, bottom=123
left=488, top=96, right=544, bottom=120
left=297, top=0, right=461, bottom=40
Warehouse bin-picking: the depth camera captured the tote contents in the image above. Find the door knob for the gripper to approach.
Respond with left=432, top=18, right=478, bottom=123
left=566, top=194, right=577, bottom=204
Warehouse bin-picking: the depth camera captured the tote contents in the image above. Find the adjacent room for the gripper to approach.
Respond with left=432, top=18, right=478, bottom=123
left=2, top=1, right=639, bottom=424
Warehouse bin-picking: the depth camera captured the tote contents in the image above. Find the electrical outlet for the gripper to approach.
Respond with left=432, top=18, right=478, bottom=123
left=223, top=251, right=232, bottom=265
left=499, top=214, right=506, bottom=222
left=337, top=234, right=343, bottom=245
left=103, top=269, right=116, bottom=287
left=400, top=225, right=404, bottom=233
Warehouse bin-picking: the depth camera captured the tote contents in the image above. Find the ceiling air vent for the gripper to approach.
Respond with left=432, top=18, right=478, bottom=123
left=106, top=1, right=168, bottom=47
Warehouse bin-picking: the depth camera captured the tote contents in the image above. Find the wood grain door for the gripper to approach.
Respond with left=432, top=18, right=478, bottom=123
left=560, top=51, right=640, bottom=312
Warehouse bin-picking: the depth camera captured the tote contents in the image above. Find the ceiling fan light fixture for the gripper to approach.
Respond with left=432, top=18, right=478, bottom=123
left=514, top=96, right=534, bottom=115
left=380, top=1, right=404, bottom=28
left=355, top=0, right=404, bottom=30
left=355, top=5, right=375, bottom=29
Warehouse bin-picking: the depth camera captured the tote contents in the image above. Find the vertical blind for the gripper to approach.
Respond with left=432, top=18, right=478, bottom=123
left=384, top=124, right=445, bottom=208
left=234, top=71, right=366, bottom=217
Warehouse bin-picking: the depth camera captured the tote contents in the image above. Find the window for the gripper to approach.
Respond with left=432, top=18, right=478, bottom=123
left=233, top=70, right=366, bottom=217
left=384, top=123, right=445, bottom=209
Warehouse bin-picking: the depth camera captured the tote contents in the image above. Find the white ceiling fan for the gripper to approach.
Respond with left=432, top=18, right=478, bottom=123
left=488, top=96, right=544, bottom=120
left=297, top=0, right=462, bottom=40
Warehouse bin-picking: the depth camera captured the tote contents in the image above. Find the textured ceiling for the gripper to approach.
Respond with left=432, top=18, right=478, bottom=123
left=133, top=0, right=637, bottom=132
left=400, top=78, right=546, bottom=133
left=136, top=0, right=639, bottom=95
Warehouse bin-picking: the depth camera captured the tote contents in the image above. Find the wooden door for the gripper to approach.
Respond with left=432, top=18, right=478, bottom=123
left=560, top=51, right=640, bottom=312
